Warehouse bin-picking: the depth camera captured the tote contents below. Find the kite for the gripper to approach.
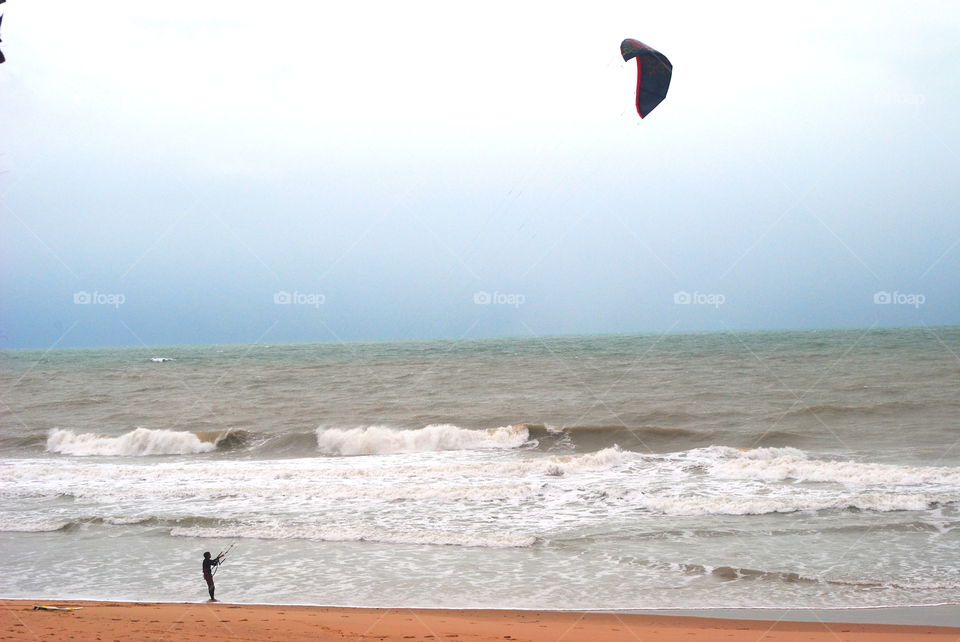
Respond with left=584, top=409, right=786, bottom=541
left=620, top=38, right=672, bottom=118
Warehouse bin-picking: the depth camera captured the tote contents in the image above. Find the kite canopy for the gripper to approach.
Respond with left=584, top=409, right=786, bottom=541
left=620, top=38, right=672, bottom=118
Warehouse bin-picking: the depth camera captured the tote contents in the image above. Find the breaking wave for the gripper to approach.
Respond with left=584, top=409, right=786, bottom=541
left=45, top=427, right=239, bottom=456
left=21, top=420, right=952, bottom=460
left=315, top=423, right=531, bottom=455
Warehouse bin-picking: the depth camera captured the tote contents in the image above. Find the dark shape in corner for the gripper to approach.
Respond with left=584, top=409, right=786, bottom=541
left=620, top=38, right=672, bottom=118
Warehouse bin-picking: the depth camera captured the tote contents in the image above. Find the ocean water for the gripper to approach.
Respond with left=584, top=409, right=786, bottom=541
left=1, top=327, right=958, bottom=609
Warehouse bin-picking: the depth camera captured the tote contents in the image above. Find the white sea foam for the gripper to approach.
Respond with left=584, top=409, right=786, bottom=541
left=685, top=445, right=808, bottom=462
left=712, top=455, right=960, bottom=485
left=303, top=446, right=629, bottom=477
left=182, top=482, right=540, bottom=503
left=46, top=428, right=217, bottom=456
left=639, top=492, right=952, bottom=516
left=686, top=446, right=960, bottom=486
left=545, top=446, right=628, bottom=472
left=315, top=424, right=530, bottom=455
left=172, top=524, right=537, bottom=548
left=1, top=446, right=629, bottom=494
left=150, top=357, right=174, bottom=362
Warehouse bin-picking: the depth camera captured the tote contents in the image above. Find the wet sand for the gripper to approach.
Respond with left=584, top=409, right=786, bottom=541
left=3, top=600, right=959, bottom=641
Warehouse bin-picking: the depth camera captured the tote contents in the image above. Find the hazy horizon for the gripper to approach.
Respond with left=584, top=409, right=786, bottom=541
left=2, top=323, right=957, bottom=354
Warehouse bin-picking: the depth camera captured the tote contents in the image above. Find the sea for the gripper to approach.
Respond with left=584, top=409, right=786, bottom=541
left=1, top=327, right=958, bottom=610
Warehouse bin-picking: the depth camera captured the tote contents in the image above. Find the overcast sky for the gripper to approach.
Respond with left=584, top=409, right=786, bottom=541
left=1, top=1, right=958, bottom=349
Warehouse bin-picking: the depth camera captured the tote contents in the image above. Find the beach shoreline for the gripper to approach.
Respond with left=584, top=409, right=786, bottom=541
left=3, top=600, right=959, bottom=641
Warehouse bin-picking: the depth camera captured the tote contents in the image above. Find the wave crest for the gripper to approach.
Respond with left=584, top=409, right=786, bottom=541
left=46, top=428, right=223, bottom=456
left=315, top=424, right=530, bottom=455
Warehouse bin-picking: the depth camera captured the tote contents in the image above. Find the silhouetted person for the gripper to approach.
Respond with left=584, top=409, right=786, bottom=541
left=202, top=551, right=224, bottom=601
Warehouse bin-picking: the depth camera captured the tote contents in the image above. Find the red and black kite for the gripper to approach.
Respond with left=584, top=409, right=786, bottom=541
left=621, top=38, right=672, bottom=118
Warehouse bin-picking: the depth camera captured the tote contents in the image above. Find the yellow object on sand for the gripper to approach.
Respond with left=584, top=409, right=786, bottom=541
left=32, top=605, right=82, bottom=611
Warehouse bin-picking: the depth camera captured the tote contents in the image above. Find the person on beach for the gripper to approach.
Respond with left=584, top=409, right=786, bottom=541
left=202, top=551, right=224, bottom=601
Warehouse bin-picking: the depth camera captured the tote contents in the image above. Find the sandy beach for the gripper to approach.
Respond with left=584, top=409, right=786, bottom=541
left=3, top=601, right=959, bottom=641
